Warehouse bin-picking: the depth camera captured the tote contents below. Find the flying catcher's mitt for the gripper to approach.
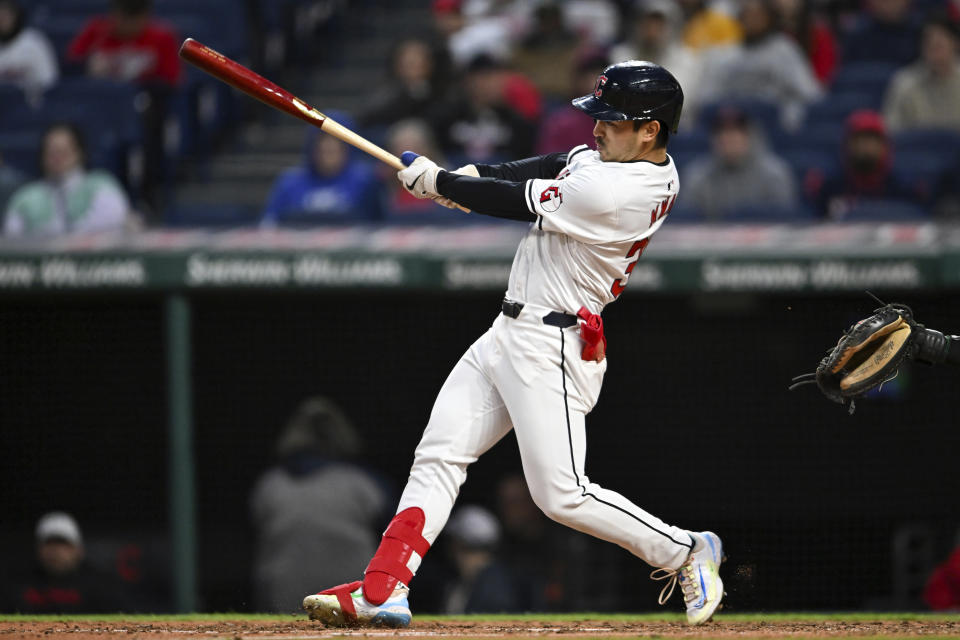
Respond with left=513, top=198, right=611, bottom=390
left=790, top=303, right=918, bottom=412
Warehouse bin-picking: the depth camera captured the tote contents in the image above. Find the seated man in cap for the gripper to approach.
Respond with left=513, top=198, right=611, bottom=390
left=0, top=512, right=131, bottom=613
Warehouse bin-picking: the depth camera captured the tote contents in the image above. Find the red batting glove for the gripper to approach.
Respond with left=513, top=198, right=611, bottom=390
left=576, top=307, right=606, bottom=363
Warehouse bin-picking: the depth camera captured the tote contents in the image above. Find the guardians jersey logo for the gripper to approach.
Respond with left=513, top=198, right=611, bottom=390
left=539, top=185, right=562, bottom=212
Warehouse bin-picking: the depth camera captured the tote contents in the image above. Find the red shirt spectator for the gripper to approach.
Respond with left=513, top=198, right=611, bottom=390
left=67, top=0, right=180, bottom=87
left=924, top=547, right=960, bottom=610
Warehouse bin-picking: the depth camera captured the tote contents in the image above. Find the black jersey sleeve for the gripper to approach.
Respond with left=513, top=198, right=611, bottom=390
left=435, top=172, right=535, bottom=222
left=473, top=152, right=568, bottom=182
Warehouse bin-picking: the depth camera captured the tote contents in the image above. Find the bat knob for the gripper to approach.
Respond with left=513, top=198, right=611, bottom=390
left=400, top=151, right=420, bottom=167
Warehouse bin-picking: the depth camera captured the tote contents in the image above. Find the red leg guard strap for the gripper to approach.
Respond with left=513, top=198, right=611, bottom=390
left=363, top=507, right=430, bottom=605
left=366, top=557, right=414, bottom=585
left=383, top=519, right=431, bottom=556
left=318, top=580, right=361, bottom=622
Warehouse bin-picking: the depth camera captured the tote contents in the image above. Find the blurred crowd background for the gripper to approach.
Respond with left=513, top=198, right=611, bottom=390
left=4, top=0, right=960, bottom=233
left=2, top=0, right=960, bottom=619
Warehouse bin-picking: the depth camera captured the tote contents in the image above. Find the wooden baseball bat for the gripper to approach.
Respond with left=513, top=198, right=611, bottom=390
left=178, top=38, right=468, bottom=212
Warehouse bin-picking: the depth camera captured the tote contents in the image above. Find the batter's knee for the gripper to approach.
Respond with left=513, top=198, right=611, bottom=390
left=528, top=483, right=584, bottom=526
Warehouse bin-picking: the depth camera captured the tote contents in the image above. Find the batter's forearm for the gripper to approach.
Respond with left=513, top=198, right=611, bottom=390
left=474, top=152, right=567, bottom=182
left=435, top=172, right=535, bottom=222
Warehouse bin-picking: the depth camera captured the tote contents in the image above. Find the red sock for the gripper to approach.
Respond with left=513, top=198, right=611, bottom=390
left=362, top=507, right=430, bottom=605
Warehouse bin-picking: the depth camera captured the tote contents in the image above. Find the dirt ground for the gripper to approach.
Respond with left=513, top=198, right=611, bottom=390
left=2, top=618, right=960, bottom=640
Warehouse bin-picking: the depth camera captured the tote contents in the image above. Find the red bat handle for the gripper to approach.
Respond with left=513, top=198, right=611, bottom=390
left=178, top=38, right=326, bottom=128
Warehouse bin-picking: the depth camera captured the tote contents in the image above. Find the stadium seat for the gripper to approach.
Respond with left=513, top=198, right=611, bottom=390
left=805, top=92, right=878, bottom=125
left=0, top=131, right=43, bottom=176
left=784, top=122, right=845, bottom=156
left=841, top=199, right=930, bottom=221
left=164, top=202, right=261, bottom=228
left=698, top=99, right=782, bottom=141
left=892, top=150, right=954, bottom=193
left=831, top=62, right=898, bottom=100
left=668, top=129, right=710, bottom=169
left=892, top=128, right=960, bottom=158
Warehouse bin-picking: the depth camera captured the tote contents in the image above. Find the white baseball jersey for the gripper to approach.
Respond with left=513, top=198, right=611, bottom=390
left=507, top=144, right=679, bottom=314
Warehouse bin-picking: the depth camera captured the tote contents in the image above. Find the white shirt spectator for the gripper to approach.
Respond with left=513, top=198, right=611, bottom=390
left=0, top=25, right=58, bottom=94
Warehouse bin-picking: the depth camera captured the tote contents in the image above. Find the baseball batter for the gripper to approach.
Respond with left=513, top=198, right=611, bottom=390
left=303, top=61, right=724, bottom=627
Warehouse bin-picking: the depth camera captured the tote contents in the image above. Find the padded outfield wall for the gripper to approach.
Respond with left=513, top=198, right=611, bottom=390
left=1, top=226, right=958, bottom=613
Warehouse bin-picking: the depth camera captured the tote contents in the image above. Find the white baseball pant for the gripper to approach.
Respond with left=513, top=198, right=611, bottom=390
left=396, top=304, right=696, bottom=576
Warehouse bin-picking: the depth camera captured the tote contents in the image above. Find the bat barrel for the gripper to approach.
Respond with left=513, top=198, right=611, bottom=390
left=178, top=38, right=325, bottom=127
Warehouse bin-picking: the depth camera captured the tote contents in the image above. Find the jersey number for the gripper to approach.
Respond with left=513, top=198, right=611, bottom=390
left=610, top=195, right=676, bottom=297
left=610, top=238, right=649, bottom=297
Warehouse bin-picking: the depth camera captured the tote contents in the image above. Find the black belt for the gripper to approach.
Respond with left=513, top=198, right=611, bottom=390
left=501, top=299, right=578, bottom=329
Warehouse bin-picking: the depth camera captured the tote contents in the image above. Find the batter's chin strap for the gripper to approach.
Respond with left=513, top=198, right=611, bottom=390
left=362, top=507, right=430, bottom=605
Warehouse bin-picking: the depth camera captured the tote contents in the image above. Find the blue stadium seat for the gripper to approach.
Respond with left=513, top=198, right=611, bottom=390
left=830, top=62, right=898, bottom=100
left=698, top=98, right=782, bottom=141
left=781, top=148, right=840, bottom=188
left=164, top=203, right=261, bottom=228
left=668, top=129, right=710, bottom=168
left=892, top=128, right=960, bottom=158
left=841, top=199, right=930, bottom=221
left=0, top=131, right=43, bottom=176
left=892, top=150, right=954, bottom=191
left=784, top=122, right=845, bottom=156
left=29, top=14, right=88, bottom=62
left=805, top=92, right=879, bottom=126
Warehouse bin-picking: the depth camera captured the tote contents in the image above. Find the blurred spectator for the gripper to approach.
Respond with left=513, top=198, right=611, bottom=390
left=359, top=38, right=449, bottom=129
left=511, top=3, right=578, bottom=100
left=699, top=0, right=823, bottom=128
left=684, top=107, right=797, bottom=218
left=678, top=0, right=743, bottom=49
left=441, top=505, right=527, bottom=614
left=931, top=154, right=960, bottom=218
left=535, top=50, right=609, bottom=154
left=432, top=0, right=513, bottom=68
left=0, top=150, right=26, bottom=214
left=773, top=0, right=839, bottom=85
left=380, top=118, right=454, bottom=221
left=841, top=0, right=921, bottom=67
left=250, top=397, right=391, bottom=613
left=67, top=0, right=180, bottom=86
left=0, top=512, right=131, bottom=613
left=432, top=54, right=535, bottom=164
left=812, top=109, right=916, bottom=219
left=924, top=546, right=960, bottom=610
left=496, top=473, right=569, bottom=611
left=884, top=17, right=960, bottom=133
left=609, top=0, right=702, bottom=120
left=261, top=121, right=381, bottom=226
left=67, top=0, right=181, bottom=213
left=0, top=0, right=58, bottom=97
left=4, top=123, right=130, bottom=237
left=564, top=0, right=620, bottom=46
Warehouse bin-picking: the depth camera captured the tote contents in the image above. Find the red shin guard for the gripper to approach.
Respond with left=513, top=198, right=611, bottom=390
left=362, top=507, right=430, bottom=605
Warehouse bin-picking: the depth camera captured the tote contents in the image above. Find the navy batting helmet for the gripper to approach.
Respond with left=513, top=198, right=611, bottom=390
left=572, top=60, right=684, bottom=133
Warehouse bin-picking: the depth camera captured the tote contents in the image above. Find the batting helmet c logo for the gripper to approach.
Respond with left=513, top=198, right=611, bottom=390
left=593, top=75, right=608, bottom=98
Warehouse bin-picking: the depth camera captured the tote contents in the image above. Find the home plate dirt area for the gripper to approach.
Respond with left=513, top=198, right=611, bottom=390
left=2, top=615, right=960, bottom=639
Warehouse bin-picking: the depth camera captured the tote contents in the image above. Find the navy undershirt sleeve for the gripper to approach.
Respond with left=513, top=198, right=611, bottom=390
left=474, top=152, right=568, bottom=181
left=435, top=152, right=568, bottom=222
left=435, top=173, right=534, bottom=221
